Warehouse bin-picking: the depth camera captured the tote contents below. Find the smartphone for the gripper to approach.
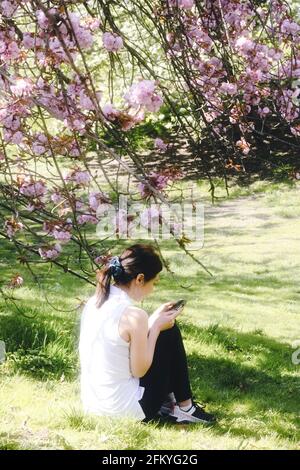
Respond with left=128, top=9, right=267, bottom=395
left=170, top=299, right=186, bottom=311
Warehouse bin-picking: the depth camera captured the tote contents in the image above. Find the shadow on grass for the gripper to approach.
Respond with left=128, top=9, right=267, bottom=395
left=178, top=322, right=300, bottom=441
left=0, top=433, right=21, bottom=450
left=203, top=273, right=298, bottom=296
left=0, top=306, right=79, bottom=381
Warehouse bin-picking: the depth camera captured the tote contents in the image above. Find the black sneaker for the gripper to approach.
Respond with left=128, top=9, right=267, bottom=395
left=170, top=401, right=216, bottom=425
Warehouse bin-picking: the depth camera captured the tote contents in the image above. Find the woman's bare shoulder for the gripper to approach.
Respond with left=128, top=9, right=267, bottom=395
left=125, top=305, right=148, bottom=320
left=119, top=305, right=148, bottom=341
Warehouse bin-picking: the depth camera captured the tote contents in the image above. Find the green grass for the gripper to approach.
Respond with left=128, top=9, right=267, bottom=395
left=0, top=180, right=300, bottom=449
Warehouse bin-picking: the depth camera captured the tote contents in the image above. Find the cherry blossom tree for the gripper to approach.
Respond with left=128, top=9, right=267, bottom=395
left=1, top=0, right=300, bottom=292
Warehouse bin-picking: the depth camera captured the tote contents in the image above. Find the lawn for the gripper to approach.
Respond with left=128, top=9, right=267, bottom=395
left=0, top=180, right=299, bottom=450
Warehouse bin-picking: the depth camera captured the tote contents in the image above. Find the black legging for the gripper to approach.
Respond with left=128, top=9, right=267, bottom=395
left=138, top=322, right=193, bottom=421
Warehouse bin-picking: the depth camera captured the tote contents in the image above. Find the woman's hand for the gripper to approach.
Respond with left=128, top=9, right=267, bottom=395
left=148, top=301, right=184, bottom=332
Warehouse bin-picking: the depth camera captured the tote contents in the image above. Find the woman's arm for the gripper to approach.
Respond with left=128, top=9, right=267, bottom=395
left=127, top=305, right=179, bottom=378
left=127, top=307, right=160, bottom=378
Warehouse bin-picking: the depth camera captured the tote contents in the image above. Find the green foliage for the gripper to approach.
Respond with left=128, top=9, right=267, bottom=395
left=96, top=103, right=177, bottom=152
left=0, top=435, right=20, bottom=450
left=0, top=304, right=77, bottom=380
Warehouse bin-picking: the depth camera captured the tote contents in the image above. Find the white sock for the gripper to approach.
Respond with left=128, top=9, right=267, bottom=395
left=179, top=403, right=193, bottom=412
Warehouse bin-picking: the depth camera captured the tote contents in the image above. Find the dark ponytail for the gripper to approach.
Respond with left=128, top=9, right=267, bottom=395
left=95, top=243, right=163, bottom=308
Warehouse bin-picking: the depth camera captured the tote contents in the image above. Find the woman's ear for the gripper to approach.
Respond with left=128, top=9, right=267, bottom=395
left=136, top=273, right=145, bottom=285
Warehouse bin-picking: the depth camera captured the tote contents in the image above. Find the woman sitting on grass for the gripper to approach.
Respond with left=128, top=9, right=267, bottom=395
left=79, top=243, right=216, bottom=424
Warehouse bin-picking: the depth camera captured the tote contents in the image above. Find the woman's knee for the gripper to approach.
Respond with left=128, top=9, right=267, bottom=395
left=158, top=322, right=181, bottom=341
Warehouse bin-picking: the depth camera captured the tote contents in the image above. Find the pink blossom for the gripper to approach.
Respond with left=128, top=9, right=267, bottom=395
left=77, top=214, right=98, bottom=225
left=37, top=133, right=47, bottom=143
left=79, top=90, right=95, bottom=110
left=0, top=36, right=20, bottom=61
left=25, top=203, right=39, bottom=212
left=32, top=134, right=48, bottom=155
left=119, top=109, right=145, bottom=130
left=102, top=103, right=120, bottom=121
left=85, top=18, right=101, bottom=31
left=224, top=10, right=249, bottom=30
left=243, top=68, right=263, bottom=83
left=166, top=33, right=182, bottom=53
left=66, top=169, right=91, bottom=186
left=193, top=57, right=225, bottom=81
left=39, top=244, right=61, bottom=260
left=36, top=9, right=57, bottom=30
left=89, top=191, right=110, bottom=212
left=146, top=94, right=163, bottom=112
left=51, top=191, right=64, bottom=204
left=124, top=80, right=163, bottom=113
left=236, top=137, right=251, bottom=155
left=220, top=82, right=237, bottom=95
left=1, top=113, right=20, bottom=131
left=140, top=207, right=161, bottom=229
left=276, top=88, right=300, bottom=122
left=22, top=33, right=36, bottom=49
left=52, top=229, right=72, bottom=244
left=48, top=37, right=70, bottom=62
left=281, top=19, right=300, bottom=36
left=138, top=172, right=170, bottom=198
left=32, top=142, right=46, bottom=155
left=268, top=48, right=282, bottom=61
left=235, top=36, right=255, bottom=54
left=75, top=200, right=85, bottom=210
left=43, top=219, right=72, bottom=243
left=0, top=1, right=19, bottom=17
left=67, top=77, right=101, bottom=112
left=102, top=32, right=124, bottom=52
left=8, top=274, right=24, bottom=288
left=154, top=138, right=168, bottom=151
left=64, top=116, right=86, bottom=132
left=4, top=217, right=24, bottom=238
left=19, top=178, right=47, bottom=198
left=36, top=10, right=49, bottom=29
left=168, top=0, right=194, bottom=9
left=290, top=124, right=300, bottom=137
left=186, top=27, right=213, bottom=51
left=89, top=192, right=101, bottom=211
left=36, top=78, right=66, bottom=120
left=76, top=27, right=94, bottom=49
left=279, top=58, right=300, bottom=79
left=10, top=78, right=34, bottom=97
left=258, top=107, right=270, bottom=118
left=74, top=171, right=91, bottom=185
left=9, top=131, right=24, bottom=145
left=69, top=145, right=81, bottom=157
left=68, top=12, right=94, bottom=49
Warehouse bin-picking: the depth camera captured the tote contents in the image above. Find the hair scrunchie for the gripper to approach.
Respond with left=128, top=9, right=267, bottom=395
left=108, top=256, right=124, bottom=278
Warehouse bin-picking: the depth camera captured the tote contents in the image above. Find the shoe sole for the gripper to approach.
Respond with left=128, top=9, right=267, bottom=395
left=175, top=418, right=216, bottom=425
left=159, top=412, right=216, bottom=425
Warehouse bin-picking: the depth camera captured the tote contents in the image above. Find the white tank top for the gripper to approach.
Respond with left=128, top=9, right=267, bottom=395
left=79, top=284, right=145, bottom=420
